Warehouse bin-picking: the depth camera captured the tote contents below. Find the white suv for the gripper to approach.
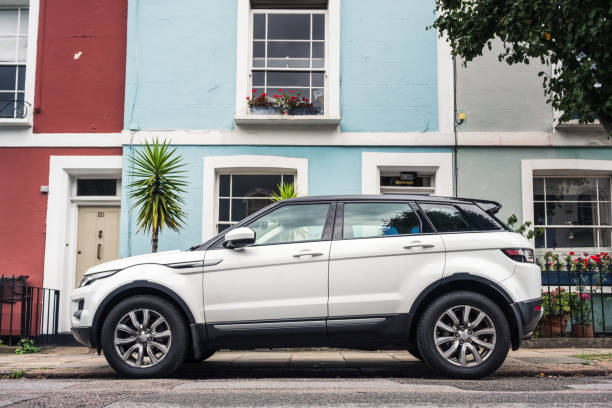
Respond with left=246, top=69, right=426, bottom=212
left=71, top=195, right=542, bottom=379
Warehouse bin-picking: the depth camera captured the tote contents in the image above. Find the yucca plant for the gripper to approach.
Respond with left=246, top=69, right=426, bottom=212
left=271, top=182, right=301, bottom=202
left=128, top=139, right=187, bottom=253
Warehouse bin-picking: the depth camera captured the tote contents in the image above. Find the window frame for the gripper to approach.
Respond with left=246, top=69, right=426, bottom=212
left=234, top=0, right=340, bottom=122
left=0, top=6, right=28, bottom=120
left=249, top=9, right=327, bottom=115
left=416, top=201, right=504, bottom=235
left=215, top=170, right=296, bottom=234
left=532, top=174, right=612, bottom=251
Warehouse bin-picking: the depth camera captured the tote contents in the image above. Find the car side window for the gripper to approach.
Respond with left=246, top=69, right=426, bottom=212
left=246, top=203, right=330, bottom=245
left=456, top=203, right=504, bottom=231
left=419, top=203, right=473, bottom=233
left=343, top=202, right=421, bottom=239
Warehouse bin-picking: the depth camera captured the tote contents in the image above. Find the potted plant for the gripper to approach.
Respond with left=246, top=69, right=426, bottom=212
left=540, top=288, right=571, bottom=336
left=570, top=292, right=594, bottom=338
left=247, top=91, right=278, bottom=115
left=276, top=90, right=319, bottom=115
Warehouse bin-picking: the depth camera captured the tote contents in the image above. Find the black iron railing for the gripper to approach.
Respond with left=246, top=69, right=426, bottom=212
left=0, top=275, right=60, bottom=345
left=538, top=259, right=612, bottom=338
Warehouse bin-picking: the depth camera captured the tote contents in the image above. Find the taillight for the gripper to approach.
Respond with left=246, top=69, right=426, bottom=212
left=501, top=248, right=535, bottom=263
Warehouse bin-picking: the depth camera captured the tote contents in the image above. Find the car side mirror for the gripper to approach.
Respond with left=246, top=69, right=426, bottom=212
left=223, top=227, right=256, bottom=249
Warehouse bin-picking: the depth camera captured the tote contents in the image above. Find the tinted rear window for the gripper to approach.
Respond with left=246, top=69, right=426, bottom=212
left=456, top=203, right=504, bottom=231
left=420, top=202, right=503, bottom=233
left=343, top=202, right=421, bottom=239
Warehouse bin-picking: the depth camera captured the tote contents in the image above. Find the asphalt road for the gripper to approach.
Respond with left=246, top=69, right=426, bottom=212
left=2, top=376, right=612, bottom=407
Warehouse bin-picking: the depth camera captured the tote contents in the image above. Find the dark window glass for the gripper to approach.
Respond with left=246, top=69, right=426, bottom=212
left=312, top=72, right=324, bottom=87
left=219, top=175, right=230, bottom=197
left=533, top=178, right=544, bottom=201
left=343, top=203, right=420, bottom=239
left=534, top=202, right=545, bottom=225
left=420, top=203, right=473, bottom=233
left=267, top=14, right=310, bottom=40
left=253, top=41, right=265, bottom=58
left=284, top=174, right=294, bottom=185
left=266, top=71, right=310, bottom=87
left=312, top=42, right=324, bottom=58
left=0, top=66, right=16, bottom=90
left=457, top=204, right=503, bottom=231
left=600, top=203, right=611, bottom=225
left=232, top=198, right=271, bottom=221
left=218, top=198, right=229, bottom=221
left=546, top=202, right=596, bottom=226
left=252, top=70, right=265, bottom=87
left=268, top=41, right=309, bottom=59
left=0, top=93, right=14, bottom=117
left=76, top=179, right=117, bottom=196
left=218, top=224, right=231, bottom=233
left=253, top=13, right=266, bottom=39
left=248, top=204, right=329, bottom=245
left=545, top=227, right=597, bottom=248
left=598, top=177, right=611, bottom=201
left=312, top=13, right=324, bottom=40
left=545, top=178, right=597, bottom=201
left=232, top=174, right=280, bottom=197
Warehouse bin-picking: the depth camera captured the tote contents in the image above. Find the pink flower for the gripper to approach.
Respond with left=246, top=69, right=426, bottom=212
left=582, top=293, right=590, bottom=300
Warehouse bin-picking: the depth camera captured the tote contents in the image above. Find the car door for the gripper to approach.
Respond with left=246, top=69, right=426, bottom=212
left=327, top=201, right=445, bottom=345
left=203, top=202, right=335, bottom=347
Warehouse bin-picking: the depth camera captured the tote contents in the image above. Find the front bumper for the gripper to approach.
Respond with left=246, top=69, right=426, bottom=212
left=71, top=327, right=94, bottom=348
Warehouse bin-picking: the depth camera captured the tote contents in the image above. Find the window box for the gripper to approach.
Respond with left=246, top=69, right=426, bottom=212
left=250, top=105, right=279, bottom=115
left=233, top=113, right=340, bottom=126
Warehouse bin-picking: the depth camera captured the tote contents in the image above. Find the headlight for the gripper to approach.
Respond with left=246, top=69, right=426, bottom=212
left=78, top=270, right=119, bottom=287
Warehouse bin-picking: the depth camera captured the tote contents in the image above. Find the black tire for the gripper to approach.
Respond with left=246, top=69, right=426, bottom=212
left=406, top=347, right=423, bottom=361
left=101, top=295, right=189, bottom=378
left=416, top=290, right=510, bottom=379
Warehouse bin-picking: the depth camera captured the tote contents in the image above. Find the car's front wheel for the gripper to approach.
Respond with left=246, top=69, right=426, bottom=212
left=416, top=291, right=510, bottom=379
left=101, top=295, right=188, bottom=378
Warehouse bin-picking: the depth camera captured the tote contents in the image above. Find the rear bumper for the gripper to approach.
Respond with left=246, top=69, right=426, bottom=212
left=71, top=327, right=94, bottom=348
left=513, top=298, right=543, bottom=335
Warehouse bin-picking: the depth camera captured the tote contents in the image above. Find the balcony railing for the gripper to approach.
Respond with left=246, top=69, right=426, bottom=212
left=0, top=99, right=29, bottom=119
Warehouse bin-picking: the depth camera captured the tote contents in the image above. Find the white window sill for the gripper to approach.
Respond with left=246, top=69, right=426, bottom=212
left=234, top=114, right=340, bottom=126
left=0, top=118, right=32, bottom=127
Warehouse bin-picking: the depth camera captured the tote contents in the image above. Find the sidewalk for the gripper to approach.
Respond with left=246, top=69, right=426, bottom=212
left=0, top=347, right=610, bottom=379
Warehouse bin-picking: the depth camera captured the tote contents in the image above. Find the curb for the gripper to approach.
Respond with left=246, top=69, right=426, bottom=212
left=523, top=338, right=612, bottom=348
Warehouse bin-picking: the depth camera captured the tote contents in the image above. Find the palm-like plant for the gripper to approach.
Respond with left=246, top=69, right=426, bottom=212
left=128, top=139, right=187, bottom=252
left=271, top=182, right=301, bottom=202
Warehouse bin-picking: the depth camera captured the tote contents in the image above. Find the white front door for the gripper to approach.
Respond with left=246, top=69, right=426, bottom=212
left=328, top=201, right=446, bottom=317
left=203, top=203, right=333, bottom=324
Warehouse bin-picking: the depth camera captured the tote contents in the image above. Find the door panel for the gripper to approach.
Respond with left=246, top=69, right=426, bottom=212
left=328, top=234, right=445, bottom=318
left=203, top=240, right=331, bottom=324
left=75, top=206, right=120, bottom=287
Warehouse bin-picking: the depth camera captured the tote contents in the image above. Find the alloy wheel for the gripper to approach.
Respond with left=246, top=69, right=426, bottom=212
left=433, top=305, right=496, bottom=367
left=113, top=308, right=172, bottom=368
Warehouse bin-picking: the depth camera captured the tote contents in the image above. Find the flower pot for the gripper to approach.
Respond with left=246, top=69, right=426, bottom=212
left=250, top=105, right=278, bottom=115
left=288, top=106, right=319, bottom=115
left=571, top=324, right=594, bottom=338
left=539, top=316, right=568, bottom=337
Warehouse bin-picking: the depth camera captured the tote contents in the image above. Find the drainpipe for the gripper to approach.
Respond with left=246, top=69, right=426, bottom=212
left=452, top=56, right=459, bottom=197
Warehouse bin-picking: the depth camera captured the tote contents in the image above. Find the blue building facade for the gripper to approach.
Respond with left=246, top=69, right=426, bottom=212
left=120, top=0, right=455, bottom=256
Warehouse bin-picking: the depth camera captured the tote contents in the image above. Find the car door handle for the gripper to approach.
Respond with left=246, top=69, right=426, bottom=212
left=403, top=242, right=435, bottom=250
left=293, top=251, right=324, bottom=258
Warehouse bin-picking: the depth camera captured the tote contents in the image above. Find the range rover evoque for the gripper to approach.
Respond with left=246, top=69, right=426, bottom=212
left=70, top=195, right=542, bottom=379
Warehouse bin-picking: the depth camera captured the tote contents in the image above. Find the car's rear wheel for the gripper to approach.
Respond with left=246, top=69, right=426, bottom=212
left=416, top=291, right=510, bottom=379
left=101, top=295, right=188, bottom=378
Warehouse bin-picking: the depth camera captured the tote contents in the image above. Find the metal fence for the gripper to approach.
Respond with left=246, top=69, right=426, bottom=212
left=538, top=259, right=612, bottom=338
left=0, top=276, right=60, bottom=345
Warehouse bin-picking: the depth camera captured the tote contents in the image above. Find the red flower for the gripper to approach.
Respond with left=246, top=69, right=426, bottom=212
left=262, top=92, right=267, bottom=96
left=246, top=97, right=250, bottom=100
left=278, top=89, right=283, bottom=92
left=273, top=94, right=278, bottom=98
left=569, top=251, right=575, bottom=256
left=289, top=90, right=293, bottom=93
left=584, top=252, right=589, bottom=257
left=252, top=89, right=256, bottom=93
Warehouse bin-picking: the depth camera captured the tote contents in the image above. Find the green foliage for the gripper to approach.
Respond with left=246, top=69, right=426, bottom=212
left=506, top=214, right=543, bottom=240
left=431, top=0, right=612, bottom=135
left=7, top=370, right=25, bottom=379
left=271, top=182, right=301, bottom=202
left=15, top=338, right=39, bottom=355
left=128, top=138, right=187, bottom=252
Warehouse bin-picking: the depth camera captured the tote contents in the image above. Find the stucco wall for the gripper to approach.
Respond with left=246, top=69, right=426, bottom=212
left=34, top=0, right=127, bottom=133
left=123, top=0, right=439, bottom=132
left=456, top=147, right=612, bottom=224
left=120, top=145, right=451, bottom=256
left=455, top=39, right=553, bottom=133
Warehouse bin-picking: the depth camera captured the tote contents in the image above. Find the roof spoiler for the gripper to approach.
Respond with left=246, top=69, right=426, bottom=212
left=474, top=199, right=502, bottom=215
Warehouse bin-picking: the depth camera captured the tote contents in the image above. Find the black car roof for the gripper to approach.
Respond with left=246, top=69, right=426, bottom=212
left=283, top=194, right=497, bottom=205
